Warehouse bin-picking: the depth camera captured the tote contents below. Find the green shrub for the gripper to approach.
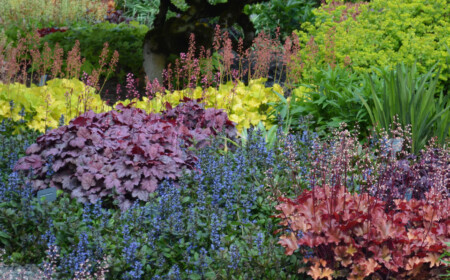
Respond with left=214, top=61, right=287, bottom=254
left=244, top=0, right=317, bottom=40
left=115, top=0, right=189, bottom=27
left=294, top=0, right=449, bottom=91
left=269, top=65, right=371, bottom=137
left=41, top=21, right=149, bottom=82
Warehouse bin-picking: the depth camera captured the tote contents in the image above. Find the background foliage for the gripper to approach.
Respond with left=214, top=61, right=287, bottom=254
left=294, top=0, right=450, bottom=92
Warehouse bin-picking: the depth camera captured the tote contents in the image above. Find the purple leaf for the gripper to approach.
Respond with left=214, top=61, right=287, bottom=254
left=69, top=137, right=86, bottom=148
left=72, top=116, right=88, bottom=126
left=26, top=143, right=41, bottom=154
left=132, top=189, right=149, bottom=201
left=104, top=172, right=121, bottom=189
left=140, top=178, right=158, bottom=193
left=14, top=155, right=44, bottom=170
left=80, top=173, right=95, bottom=189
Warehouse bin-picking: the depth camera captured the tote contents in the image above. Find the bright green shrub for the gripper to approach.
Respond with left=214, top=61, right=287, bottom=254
left=41, top=21, right=149, bottom=82
left=116, top=78, right=284, bottom=131
left=294, top=0, right=449, bottom=90
left=0, top=79, right=110, bottom=133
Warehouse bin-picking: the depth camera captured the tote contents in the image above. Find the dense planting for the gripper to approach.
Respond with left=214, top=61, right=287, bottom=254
left=1, top=120, right=307, bottom=278
left=118, top=78, right=284, bottom=131
left=0, top=0, right=449, bottom=279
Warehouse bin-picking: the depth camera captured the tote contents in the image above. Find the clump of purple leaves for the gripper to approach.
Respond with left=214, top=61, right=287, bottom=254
left=14, top=101, right=237, bottom=210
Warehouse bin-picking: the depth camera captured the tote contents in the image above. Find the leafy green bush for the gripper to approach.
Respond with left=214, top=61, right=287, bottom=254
left=115, top=0, right=189, bottom=27
left=41, top=21, right=149, bottom=82
left=269, top=65, right=371, bottom=137
left=244, top=0, right=317, bottom=39
left=294, top=0, right=449, bottom=91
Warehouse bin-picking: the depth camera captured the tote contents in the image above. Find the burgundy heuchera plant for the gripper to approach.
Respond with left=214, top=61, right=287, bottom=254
left=15, top=100, right=236, bottom=210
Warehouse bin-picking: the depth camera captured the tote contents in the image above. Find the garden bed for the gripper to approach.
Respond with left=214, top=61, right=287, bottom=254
left=0, top=0, right=449, bottom=279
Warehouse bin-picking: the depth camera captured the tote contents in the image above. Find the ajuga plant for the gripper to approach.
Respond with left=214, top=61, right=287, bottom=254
left=14, top=100, right=237, bottom=210
left=275, top=123, right=449, bottom=280
left=2, top=119, right=312, bottom=279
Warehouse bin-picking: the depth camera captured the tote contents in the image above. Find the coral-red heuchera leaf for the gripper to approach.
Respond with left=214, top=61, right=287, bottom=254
left=278, top=232, right=299, bottom=255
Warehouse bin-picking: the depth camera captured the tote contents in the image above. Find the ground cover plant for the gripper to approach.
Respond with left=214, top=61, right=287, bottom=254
left=0, top=0, right=449, bottom=279
left=1, top=114, right=312, bottom=279
left=0, top=79, right=109, bottom=132
left=14, top=100, right=237, bottom=210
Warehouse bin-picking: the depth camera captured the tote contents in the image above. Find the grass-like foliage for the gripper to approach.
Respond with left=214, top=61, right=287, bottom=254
left=356, top=63, right=449, bottom=153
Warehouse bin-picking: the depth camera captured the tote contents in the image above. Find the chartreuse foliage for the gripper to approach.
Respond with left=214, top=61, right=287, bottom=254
left=294, top=0, right=449, bottom=90
left=1, top=78, right=284, bottom=134
left=0, top=79, right=111, bottom=133
left=117, top=78, right=284, bottom=131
